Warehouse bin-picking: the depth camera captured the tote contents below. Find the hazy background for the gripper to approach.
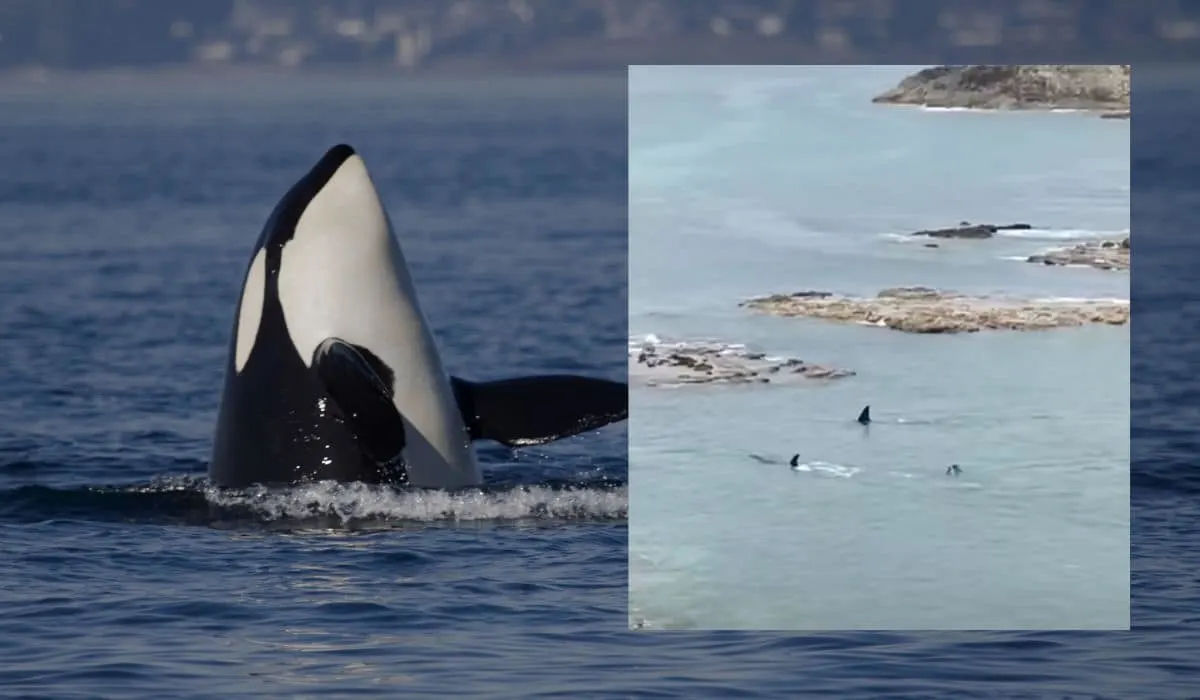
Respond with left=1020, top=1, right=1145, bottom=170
left=0, top=0, right=1197, bottom=76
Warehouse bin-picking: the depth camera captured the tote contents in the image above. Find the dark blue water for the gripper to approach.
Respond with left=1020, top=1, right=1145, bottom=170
left=0, top=74, right=630, bottom=698
left=0, top=69, right=1192, bottom=700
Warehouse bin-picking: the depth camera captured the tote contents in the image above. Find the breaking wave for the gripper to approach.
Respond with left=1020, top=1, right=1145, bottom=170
left=0, top=473, right=627, bottom=530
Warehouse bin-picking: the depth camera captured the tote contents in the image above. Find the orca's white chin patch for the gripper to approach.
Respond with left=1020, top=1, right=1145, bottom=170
left=276, top=153, right=405, bottom=367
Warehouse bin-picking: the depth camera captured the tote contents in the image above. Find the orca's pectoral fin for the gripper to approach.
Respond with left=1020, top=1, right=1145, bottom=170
left=450, top=374, right=627, bottom=448
left=313, top=337, right=408, bottom=481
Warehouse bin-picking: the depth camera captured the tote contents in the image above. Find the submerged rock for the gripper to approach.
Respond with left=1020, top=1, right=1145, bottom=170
left=629, top=338, right=855, bottom=387
left=740, top=287, right=1128, bottom=334
left=872, top=65, right=1131, bottom=113
left=1025, top=237, right=1130, bottom=271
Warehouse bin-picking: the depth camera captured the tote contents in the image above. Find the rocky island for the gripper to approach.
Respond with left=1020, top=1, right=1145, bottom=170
left=1026, top=236, right=1129, bottom=271
left=741, top=287, right=1128, bottom=334
left=629, top=338, right=854, bottom=387
left=910, top=222, right=1033, bottom=239
left=872, top=65, right=1130, bottom=116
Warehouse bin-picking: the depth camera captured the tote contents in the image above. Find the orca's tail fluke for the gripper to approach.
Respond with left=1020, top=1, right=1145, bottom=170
left=856, top=405, right=871, bottom=425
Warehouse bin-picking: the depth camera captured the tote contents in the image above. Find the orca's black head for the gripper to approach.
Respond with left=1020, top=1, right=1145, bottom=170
left=255, top=143, right=358, bottom=260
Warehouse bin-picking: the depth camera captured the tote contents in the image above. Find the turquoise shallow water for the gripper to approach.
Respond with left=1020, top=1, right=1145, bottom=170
left=629, top=66, right=1129, bottom=631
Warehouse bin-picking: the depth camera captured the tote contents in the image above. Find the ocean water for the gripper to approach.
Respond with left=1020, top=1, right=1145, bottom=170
left=0, top=73, right=630, bottom=698
left=3, top=65, right=1196, bottom=700
left=629, top=66, right=1130, bottom=630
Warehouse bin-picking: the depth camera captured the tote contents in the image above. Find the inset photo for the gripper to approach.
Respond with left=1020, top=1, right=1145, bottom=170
left=628, top=65, right=1130, bottom=631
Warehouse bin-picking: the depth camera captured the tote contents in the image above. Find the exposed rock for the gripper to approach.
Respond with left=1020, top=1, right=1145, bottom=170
left=1025, top=237, right=1130, bottom=271
left=1100, top=111, right=1131, bottom=120
left=629, top=338, right=855, bottom=387
left=740, top=287, right=1129, bottom=334
left=910, top=221, right=1033, bottom=239
left=872, top=65, right=1130, bottom=113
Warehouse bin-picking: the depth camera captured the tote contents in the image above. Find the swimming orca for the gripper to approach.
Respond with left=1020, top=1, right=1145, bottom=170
left=208, top=144, right=628, bottom=489
left=945, top=464, right=962, bottom=476
left=856, top=405, right=871, bottom=425
left=788, top=454, right=800, bottom=468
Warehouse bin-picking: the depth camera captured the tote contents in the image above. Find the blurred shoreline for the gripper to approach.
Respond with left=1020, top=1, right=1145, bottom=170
left=0, top=0, right=1195, bottom=76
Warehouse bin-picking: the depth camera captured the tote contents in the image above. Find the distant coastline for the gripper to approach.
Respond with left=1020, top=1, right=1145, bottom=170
left=872, top=65, right=1131, bottom=118
left=0, top=63, right=617, bottom=85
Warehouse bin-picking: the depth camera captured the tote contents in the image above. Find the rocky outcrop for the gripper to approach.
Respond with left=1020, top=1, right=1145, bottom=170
left=1026, top=237, right=1129, bottom=271
left=872, top=65, right=1131, bottom=113
left=741, top=287, right=1129, bottom=334
left=629, top=338, right=854, bottom=387
left=911, top=221, right=1032, bottom=239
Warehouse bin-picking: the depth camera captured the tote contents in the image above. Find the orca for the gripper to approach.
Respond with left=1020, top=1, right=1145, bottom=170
left=945, top=464, right=962, bottom=476
left=856, top=405, right=871, bottom=425
left=788, top=454, right=800, bottom=468
left=208, top=144, right=627, bottom=489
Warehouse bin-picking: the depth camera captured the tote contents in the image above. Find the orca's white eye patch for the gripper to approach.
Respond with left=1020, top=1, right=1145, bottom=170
left=234, top=248, right=267, bottom=372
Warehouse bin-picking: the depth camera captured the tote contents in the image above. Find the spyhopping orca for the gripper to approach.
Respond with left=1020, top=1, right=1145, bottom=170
left=789, top=454, right=800, bottom=468
left=208, top=144, right=628, bottom=489
left=856, top=405, right=871, bottom=425
left=945, top=464, right=962, bottom=476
